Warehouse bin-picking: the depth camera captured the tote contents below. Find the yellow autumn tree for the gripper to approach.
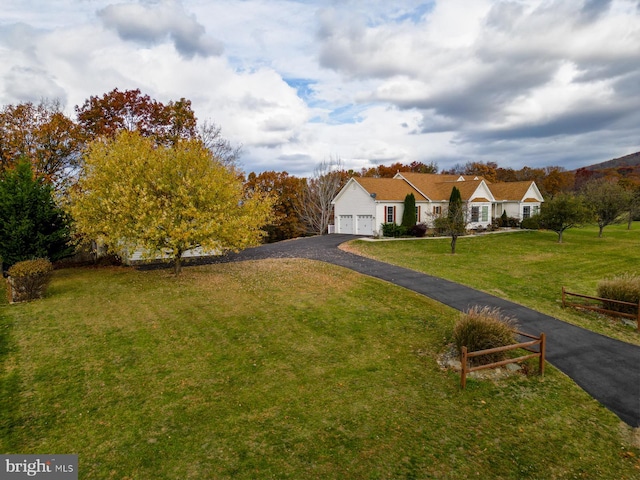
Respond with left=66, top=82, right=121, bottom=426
left=69, top=131, right=273, bottom=273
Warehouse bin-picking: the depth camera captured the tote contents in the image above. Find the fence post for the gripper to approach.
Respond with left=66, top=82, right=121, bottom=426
left=461, top=346, right=468, bottom=389
left=539, top=333, right=546, bottom=376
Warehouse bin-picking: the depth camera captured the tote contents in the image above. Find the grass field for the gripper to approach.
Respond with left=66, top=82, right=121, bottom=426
left=1, top=257, right=639, bottom=479
left=346, top=223, right=640, bottom=345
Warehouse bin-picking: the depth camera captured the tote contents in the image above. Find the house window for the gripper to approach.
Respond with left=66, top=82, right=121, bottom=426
left=481, top=206, right=489, bottom=222
left=523, top=206, right=531, bottom=219
left=532, top=205, right=540, bottom=216
left=386, top=206, right=395, bottom=223
left=433, top=205, right=441, bottom=215
left=471, top=206, right=480, bottom=222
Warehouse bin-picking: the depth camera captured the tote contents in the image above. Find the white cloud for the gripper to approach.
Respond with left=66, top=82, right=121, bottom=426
left=0, top=0, right=638, bottom=176
left=98, top=0, right=223, bottom=58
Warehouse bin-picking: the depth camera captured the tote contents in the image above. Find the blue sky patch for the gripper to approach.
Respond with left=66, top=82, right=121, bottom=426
left=284, top=78, right=317, bottom=103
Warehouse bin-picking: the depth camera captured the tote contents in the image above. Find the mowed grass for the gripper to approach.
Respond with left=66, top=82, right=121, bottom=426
left=347, top=223, right=640, bottom=345
left=1, top=259, right=639, bottom=479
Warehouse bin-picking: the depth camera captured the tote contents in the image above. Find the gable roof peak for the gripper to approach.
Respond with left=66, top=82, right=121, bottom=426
left=352, top=176, right=427, bottom=201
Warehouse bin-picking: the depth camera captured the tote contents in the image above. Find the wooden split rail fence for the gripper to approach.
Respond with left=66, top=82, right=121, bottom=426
left=460, top=331, right=546, bottom=389
left=562, top=287, right=640, bottom=331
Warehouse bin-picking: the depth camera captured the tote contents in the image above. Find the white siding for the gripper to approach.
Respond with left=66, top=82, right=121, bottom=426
left=416, top=202, right=430, bottom=223
left=468, top=202, right=492, bottom=229
left=333, top=181, right=376, bottom=234
left=468, top=182, right=495, bottom=228
left=500, top=202, right=522, bottom=218
left=470, top=182, right=494, bottom=202
left=374, top=202, right=403, bottom=233
left=122, top=246, right=220, bottom=265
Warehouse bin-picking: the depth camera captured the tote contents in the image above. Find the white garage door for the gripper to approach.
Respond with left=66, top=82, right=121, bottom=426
left=339, top=215, right=353, bottom=234
left=356, top=215, right=373, bottom=235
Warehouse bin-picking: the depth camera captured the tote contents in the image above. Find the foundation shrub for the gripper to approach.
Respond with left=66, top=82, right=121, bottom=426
left=452, top=306, right=518, bottom=366
left=521, top=215, right=541, bottom=230
left=410, top=223, right=428, bottom=237
left=381, top=223, right=407, bottom=238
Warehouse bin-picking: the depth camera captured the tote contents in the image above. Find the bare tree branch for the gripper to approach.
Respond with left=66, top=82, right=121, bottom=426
left=298, top=157, right=344, bottom=235
left=198, top=119, right=242, bottom=168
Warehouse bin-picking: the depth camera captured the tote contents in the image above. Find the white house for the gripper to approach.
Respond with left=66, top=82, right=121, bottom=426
left=331, top=173, right=543, bottom=235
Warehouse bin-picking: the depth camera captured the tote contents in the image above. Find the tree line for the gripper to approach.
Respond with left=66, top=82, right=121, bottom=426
left=249, top=157, right=640, bottom=243
left=0, top=90, right=270, bottom=273
left=1, top=89, right=639, bottom=273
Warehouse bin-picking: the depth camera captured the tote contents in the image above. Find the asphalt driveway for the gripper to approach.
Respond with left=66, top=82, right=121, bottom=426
left=211, top=234, right=640, bottom=428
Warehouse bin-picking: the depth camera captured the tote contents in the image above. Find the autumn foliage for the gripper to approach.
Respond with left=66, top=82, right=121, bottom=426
left=69, top=131, right=273, bottom=273
left=76, top=88, right=198, bottom=145
left=0, top=100, right=84, bottom=189
left=245, top=171, right=306, bottom=242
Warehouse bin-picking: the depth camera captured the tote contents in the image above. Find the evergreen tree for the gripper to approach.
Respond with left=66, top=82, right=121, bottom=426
left=448, top=186, right=463, bottom=219
left=0, top=160, right=72, bottom=269
left=500, top=210, right=508, bottom=227
left=435, top=186, right=466, bottom=253
left=401, top=193, right=417, bottom=228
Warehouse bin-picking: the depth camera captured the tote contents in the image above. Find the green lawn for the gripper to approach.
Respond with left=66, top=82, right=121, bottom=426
left=346, top=223, right=640, bottom=345
left=1, top=259, right=639, bottom=479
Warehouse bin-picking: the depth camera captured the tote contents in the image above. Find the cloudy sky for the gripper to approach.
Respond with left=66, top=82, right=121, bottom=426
left=2, top=0, right=639, bottom=176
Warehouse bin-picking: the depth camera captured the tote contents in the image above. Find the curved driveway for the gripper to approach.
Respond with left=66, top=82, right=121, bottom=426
left=211, top=234, right=640, bottom=427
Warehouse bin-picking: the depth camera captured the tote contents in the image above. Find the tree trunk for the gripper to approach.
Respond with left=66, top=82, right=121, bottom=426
left=557, top=230, right=563, bottom=243
left=450, top=234, right=457, bottom=254
left=173, top=252, right=183, bottom=275
left=598, top=224, right=604, bottom=238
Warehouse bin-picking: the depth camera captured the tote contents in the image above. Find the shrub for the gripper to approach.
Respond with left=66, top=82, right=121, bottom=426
left=6, top=258, right=53, bottom=303
left=500, top=211, right=508, bottom=226
left=452, top=306, right=518, bottom=366
left=505, top=216, right=521, bottom=228
left=401, top=193, right=417, bottom=228
left=410, top=223, right=428, bottom=237
left=494, top=213, right=521, bottom=228
left=489, top=217, right=501, bottom=231
left=597, top=274, right=640, bottom=315
left=521, top=215, right=541, bottom=230
left=381, top=223, right=407, bottom=238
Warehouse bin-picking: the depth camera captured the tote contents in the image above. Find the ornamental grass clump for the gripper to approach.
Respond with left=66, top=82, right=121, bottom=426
left=452, top=306, right=518, bottom=366
left=6, top=258, right=53, bottom=303
left=597, top=274, right=640, bottom=315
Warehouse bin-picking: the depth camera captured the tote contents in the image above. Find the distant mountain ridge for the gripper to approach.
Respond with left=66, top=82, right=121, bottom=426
left=583, top=151, right=640, bottom=171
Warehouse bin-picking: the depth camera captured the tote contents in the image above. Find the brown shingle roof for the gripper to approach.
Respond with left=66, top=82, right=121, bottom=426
left=490, top=181, right=535, bottom=201
left=398, top=172, right=488, bottom=200
left=346, top=175, right=540, bottom=204
left=354, top=177, right=427, bottom=201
